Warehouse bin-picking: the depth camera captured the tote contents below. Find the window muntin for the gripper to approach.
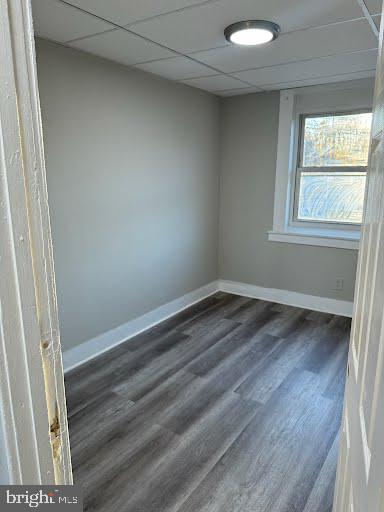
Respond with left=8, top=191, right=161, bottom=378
left=294, top=111, right=372, bottom=225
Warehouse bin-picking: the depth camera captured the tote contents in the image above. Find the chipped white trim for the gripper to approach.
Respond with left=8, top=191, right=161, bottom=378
left=0, top=0, right=71, bottom=484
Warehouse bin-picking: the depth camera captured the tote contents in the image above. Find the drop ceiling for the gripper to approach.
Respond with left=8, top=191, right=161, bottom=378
left=31, top=0, right=381, bottom=96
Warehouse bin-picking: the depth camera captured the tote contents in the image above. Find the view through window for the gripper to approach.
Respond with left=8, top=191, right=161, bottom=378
left=296, top=111, right=372, bottom=224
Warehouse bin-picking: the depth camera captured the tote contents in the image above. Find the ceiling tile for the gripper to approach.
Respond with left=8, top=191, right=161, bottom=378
left=135, top=57, right=217, bottom=80
left=260, top=70, right=376, bottom=91
left=181, top=75, right=250, bottom=92
left=65, top=0, right=208, bottom=25
left=233, top=49, right=378, bottom=87
left=31, top=0, right=111, bottom=43
left=129, top=0, right=364, bottom=54
left=365, top=0, right=382, bottom=15
left=192, top=18, right=378, bottom=73
left=69, top=28, right=175, bottom=65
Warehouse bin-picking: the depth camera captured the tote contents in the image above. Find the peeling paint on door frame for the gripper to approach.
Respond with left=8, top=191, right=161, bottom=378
left=0, top=0, right=72, bottom=484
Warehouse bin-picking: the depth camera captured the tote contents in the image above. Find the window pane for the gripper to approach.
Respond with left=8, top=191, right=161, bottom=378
left=302, top=112, right=372, bottom=167
left=297, top=172, right=366, bottom=223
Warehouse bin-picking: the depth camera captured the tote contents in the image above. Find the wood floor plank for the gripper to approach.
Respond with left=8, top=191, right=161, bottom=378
left=181, top=295, right=249, bottom=336
left=185, top=311, right=279, bottom=377
left=73, top=371, right=198, bottom=474
left=265, top=307, right=309, bottom=338
left=68, top=391, right=134, bottom=454
left=120, top=393, right=259, bottom=512
left=112, top=319, right=239, bottom=402
left=322, top=340, right=349, bottom=400
left=225, top=298, right=271, bottom=323
left=123, top=295, right=223, bottom=351
left=65, top=343, right=163, bottom=414
left=178, top=369, right=340, bottom=512
left=302, top=432, right=341, bottom=512
left=80, top=421, right=177, bottom=508
left=299, top=323, right=348, bottom=374
left=235, top=320, right=319, bottom=403
left=306, top=310, right=334, bottom=324
left=66, top=293, right=350, bottom=512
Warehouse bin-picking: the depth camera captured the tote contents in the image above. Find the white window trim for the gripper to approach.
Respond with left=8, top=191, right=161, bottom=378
left=268, top=88, right=372, bottom=250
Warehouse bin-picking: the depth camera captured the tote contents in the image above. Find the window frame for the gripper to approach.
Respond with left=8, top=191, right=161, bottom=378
left=268, top=86, right=375, bottom=250
left=290, top=108, right=371, bottom=232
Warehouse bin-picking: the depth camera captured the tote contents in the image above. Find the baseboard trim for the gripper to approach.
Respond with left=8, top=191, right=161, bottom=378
left=63, top=281, right=219, bottom=373
left=63, top=278, right=353, bottom=372
left=218, top=279, right=353, bottom=318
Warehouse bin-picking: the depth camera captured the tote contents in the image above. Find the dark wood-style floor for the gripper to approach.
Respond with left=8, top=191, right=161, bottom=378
left=65, top=292, right=350, bottom=512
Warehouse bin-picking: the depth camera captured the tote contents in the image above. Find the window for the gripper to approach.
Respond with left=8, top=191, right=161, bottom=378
left=269, top=86, right=375, bottom=250
left=293, top=111, right=372, bottom=226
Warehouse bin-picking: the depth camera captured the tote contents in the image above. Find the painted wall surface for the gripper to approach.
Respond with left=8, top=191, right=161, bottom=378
left=36, top=38, right=370, bottom=352
left=219, top=91, right=359, bottom=301
left=35, top=39, right=221, bottom=350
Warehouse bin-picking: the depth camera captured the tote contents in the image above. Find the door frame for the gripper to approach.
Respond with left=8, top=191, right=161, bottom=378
left=0, top=0, right=72, bottom=484
left=332, top=1, right=384, bottom=508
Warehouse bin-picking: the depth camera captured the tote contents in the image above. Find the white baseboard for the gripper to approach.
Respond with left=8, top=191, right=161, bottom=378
left=63, top=278, right=353, bottom=372
left=218, top=279, right=353, bottom=318
left=63, top=281, right=219, bottom=372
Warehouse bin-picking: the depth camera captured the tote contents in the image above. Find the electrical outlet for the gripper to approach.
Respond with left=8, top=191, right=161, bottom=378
left=335, top=278, right=344, bottom=291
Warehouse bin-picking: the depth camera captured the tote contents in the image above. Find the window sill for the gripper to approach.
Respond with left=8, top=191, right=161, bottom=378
left=267, top=229, right=360, bottom=250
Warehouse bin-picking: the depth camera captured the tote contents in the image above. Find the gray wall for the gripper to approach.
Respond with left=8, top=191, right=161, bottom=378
left=36, top=39, right=361, bottom=354
left=219, top=91, right=358, bottom=301
left=36, top=39, right=221, bottom=350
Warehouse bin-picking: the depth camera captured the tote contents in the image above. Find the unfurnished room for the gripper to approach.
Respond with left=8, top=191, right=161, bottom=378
left=1, top=1, right=384, bottom=512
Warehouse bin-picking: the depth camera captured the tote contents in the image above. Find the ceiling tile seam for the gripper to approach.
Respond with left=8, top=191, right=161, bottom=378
left=183, top=15, right=379, bottom=58
left=125, top=1, right=380, bottom=31
left=56, top=0, right=258, bottom=88
left=63, top=27, right=118, bottom=44
left=179, top=73, right=259, bottom=88
left=355, top=0, right=380, bottom=37
left=34, top=36, right=179, bottom=75
left=214, top=68, right=376, bottom=94
left=60, top=0, right=382, bottom=34
left=124, top=0, right=223, bottom=27
left=116, top=46, right=231, bottom=67
left=228, top=47, right=379, bottom=75
left=256, top=68, right=377, bottom=89
left=213, top=67, right=376, bottom=95
left=122, top=45, right=378, bottom=74
left=171, top=72, right=225, bottom=80
left=213, top=86, right=263, bottom=93
left=279, top=14, right=379, bottom=35
left=122, top=14, right=377, bottom=65
left=60, top=0, right=376, bottom=55
left=132, top=46, right=378, bottom=83
left=179, top=73, right=243, bottom=83
left=62, top=0, right=221, bottom=30
left=136, top=54, right=376, bottom=83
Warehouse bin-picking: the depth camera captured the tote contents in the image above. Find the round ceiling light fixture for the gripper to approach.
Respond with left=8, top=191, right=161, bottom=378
left=224, top=20, right=280, bottom=46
